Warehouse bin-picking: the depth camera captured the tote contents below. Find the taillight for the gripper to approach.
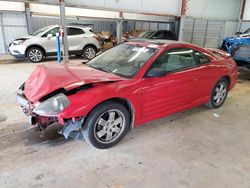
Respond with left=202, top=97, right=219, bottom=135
left=93, top=35, right=100, bottom=41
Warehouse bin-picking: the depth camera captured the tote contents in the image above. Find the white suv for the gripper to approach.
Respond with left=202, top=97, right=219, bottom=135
left=8, top=25, right=101, bottom=63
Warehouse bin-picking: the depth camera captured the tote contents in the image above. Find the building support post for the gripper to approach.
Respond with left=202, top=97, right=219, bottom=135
left=59, top=0, right=69, bottom=62
left=116, top=12, right=123, bottom=44
left=178, top=0, right=187, bottom=41
left=178, top=16, right=185, bottom=41
left=25, top=3, right=32, bottom=35
left=238, top=0, right=246, bottom=32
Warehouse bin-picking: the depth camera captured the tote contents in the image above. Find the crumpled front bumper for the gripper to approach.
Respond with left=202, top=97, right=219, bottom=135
left=58, top=118, right=85, bottom=140
left=16, top=85, right=85, bottom=140
left=16, top=93, right=37, bottom=125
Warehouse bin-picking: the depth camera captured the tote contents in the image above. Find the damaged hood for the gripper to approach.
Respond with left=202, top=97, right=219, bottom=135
left=223, top=35, right=250, bottom=44
left=13, top=35, right=35, bottom=42
left=222, top=35, right=250, bottom=57
left=24, top=64, right=127, bottom=102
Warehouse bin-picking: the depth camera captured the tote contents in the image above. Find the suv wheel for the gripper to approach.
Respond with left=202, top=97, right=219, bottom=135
left=27, top=47, right=44, bottom=63
left=82, top=102, right=130, bottom=149
left=83, top=46, right=96, bottom=60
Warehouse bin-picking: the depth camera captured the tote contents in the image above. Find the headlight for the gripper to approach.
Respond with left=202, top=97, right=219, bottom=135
left=13, top=40, right=24, bottom=45
left=33, top=93, right=70, bottom=116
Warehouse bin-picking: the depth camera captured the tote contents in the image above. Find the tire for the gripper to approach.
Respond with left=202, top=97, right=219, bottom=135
left=204, top=78, right=229, bottom=108
left=27, top=47, right=44, bottom=63
left=83, top=45, right=96, bottom=60
left=82, top=101, right=130, bottom=149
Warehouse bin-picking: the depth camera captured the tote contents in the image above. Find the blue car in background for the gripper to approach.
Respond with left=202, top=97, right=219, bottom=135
left=221, top=28, right=250, bottom=68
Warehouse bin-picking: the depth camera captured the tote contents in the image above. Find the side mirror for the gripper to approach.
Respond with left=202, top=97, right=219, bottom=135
left=47, top=33, right=53, bottom=39
left=146, top=68, right=167, bottom=78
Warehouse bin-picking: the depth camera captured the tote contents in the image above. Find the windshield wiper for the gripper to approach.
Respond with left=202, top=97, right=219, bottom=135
left=87, top=64, right=130, bottom=78
left=88, top=65, right=110, bottom=73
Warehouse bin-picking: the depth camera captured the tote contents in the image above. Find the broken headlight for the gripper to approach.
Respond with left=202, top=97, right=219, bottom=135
left=33, top=93, right=70, bottom=116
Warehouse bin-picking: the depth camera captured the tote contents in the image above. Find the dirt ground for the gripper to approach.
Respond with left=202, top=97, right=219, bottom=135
left=0, top=60, right=250, bottom=188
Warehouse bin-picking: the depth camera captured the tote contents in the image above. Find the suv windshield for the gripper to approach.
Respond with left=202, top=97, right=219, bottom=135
left=86, top=43, right=157, bottom=78
left=32, top=26, right=52, bottom=36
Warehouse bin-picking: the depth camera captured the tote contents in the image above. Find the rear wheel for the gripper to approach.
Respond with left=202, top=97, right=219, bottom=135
left=27, top=47, right=44, bottom=63
left=205, top=78, right=229, bottom=108
left=82, top=102, right=130, bottom=149
left=83, top=46, right=96, bottom=60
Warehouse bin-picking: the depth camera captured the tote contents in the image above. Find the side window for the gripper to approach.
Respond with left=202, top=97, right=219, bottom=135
left=149, top=48, right=198, bottom=73
left=42, top=27, right=60, bottom=37
left=162, top=31, right=177, bottom=40
left=195, top=51, right=210, bottom=64
left=67, top=27, right=84, bottom=36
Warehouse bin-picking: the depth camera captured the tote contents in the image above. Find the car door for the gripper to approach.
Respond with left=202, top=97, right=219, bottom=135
left=141, top=48, right=201, bottom=118
left=67, top=27, right=85, bottom=52
left=39, top=27, right=60, bottom=53
left=192, top=50, right=219, bottom=101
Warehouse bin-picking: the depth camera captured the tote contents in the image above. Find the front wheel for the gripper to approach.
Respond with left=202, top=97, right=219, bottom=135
left=82, top=102, right=130, bottom=149
left=27, top=47, right=44, bottom=63
left=205, top=78, right=229, bottom=108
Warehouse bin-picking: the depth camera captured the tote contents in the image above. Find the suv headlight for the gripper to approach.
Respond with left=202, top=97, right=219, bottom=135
left=33, top=93, right=70, bottom=116
left=13, top=40, right=24, bottom=45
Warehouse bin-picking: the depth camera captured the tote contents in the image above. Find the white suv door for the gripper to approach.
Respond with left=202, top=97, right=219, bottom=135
left=39, top=27, right=60, bottom=54
left=67, top=27, right=84, bottom=52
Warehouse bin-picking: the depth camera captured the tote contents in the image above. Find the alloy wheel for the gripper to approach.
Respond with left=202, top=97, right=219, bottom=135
left=85, top=47, right=96, bottom=59
left=94, top=109, right=125, bottom=144
left=213, top=82, right=227, bottom=105
left=28, top=49, right=43, bottom=62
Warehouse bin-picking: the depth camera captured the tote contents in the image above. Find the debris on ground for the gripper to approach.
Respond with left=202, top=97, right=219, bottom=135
left=212, top=113, right=220, bottom=118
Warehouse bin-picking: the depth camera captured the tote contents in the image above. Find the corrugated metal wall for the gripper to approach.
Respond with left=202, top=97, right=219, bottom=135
left=0, top=13, right=5, bottom=54
left=32, top=15, right=177, bottom=36
left=224, top=21, right=238, bottom=37
left=205, top=20, right=225, bottom=48
left=31, top=16, right=117, bottom=35
left=0, top=13, right=178, bottom=54
left=0, top=12, right=28, bottom=54
left=123, top=21, right=174, bottom=32
left=182, top=18, right=225, bottom=48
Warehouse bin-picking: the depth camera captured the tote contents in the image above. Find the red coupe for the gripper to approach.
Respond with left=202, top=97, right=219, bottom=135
left=17, top=40, right=237, bottom=149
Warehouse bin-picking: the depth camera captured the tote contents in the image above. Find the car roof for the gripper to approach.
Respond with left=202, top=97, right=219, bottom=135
left=47, top=24, right=92, bottom=30
left=126, top=39, right=192, bottom=49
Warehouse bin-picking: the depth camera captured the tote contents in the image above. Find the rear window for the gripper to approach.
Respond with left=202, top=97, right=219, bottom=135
left=67, top=28, right=84, bottom=35
left=195, top=51, right=210, bottom=64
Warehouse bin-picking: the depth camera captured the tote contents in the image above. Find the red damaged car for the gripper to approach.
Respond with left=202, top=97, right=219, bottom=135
left=17, top=40, right=237, bottom=149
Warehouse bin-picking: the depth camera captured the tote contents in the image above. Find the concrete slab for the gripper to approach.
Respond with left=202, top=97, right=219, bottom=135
left=0, top=62, right=250, bottom=188
left=0, top=54, right=20, bottom=63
